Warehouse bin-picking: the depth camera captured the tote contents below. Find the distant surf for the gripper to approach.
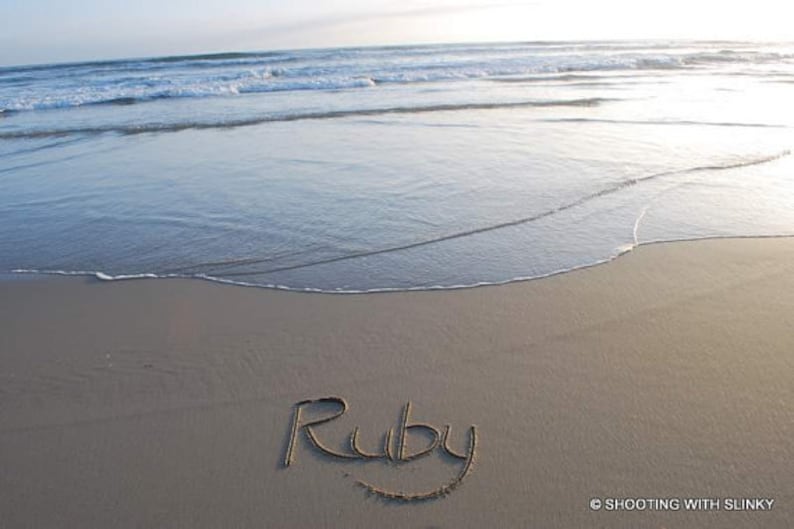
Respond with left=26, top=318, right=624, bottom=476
left=2, top=42, right=793, bottom=113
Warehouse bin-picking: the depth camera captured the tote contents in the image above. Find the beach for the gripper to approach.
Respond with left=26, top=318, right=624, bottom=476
left=2, top=236, right=792, bottom=528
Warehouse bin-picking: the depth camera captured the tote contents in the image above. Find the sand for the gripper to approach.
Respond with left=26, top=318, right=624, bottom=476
left=1, top=237, right=793, bottom=528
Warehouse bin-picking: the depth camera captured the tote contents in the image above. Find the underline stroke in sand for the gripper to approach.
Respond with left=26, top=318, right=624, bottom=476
left=283, top=397, right=477, bottom=501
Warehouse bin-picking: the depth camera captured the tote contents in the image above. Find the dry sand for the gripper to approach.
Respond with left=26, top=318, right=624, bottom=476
left=1, top=237, right=793, bottom=528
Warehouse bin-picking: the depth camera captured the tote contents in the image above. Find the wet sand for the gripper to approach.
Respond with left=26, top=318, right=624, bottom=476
left=1, top=237, right=793, bottom=528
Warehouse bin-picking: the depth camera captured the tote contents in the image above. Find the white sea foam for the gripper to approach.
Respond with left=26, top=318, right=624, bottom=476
left=8, top=253, right=626, bottom=293
left=3, top=42, right=792, bottom=112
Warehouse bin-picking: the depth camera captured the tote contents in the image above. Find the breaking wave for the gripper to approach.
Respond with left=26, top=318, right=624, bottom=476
left=0, top=98, right=614, bottom=139
left=3, top=41, right=792, bottom=113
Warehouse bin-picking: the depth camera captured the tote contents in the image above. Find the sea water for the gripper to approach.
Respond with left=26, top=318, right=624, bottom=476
left=1, top=41, right=793, bottom=291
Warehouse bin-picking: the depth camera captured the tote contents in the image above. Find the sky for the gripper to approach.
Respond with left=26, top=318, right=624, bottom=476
left=1, top=0, right=792, bottom=66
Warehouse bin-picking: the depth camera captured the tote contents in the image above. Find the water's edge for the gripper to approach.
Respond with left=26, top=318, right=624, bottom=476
left=7, top=234, right=793, bottom=295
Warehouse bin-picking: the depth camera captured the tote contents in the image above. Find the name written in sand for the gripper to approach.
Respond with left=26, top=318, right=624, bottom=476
left=283, top=397, right=477, bottom=501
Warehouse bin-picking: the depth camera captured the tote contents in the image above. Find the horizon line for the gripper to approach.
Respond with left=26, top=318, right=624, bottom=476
left=2, top=37, right=790, bottom=70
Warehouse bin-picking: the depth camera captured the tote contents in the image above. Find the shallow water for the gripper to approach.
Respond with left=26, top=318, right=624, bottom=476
left=1, top=41, right=793, bottom=291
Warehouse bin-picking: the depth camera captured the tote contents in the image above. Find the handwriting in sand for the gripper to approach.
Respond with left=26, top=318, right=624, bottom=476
left=284, top=397, right=477, bottom=501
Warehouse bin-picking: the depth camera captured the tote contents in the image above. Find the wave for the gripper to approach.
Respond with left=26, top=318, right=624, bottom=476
left=0, top=51, right=294, bottom=75
left=0, top=75, right=379, bottom=112
left=682, top=50, right=794, bottom=66
left=11, top=269, right=165, bottom=281
left=0, top=98, right=614, bottom=140
left=169, top=150, right=790, bottom=279
left=540, top=117, right=787, bottom=128
left=95, top=97, right=140, bottom=106
left=8, top=259, right=617, bottom=293
left=4, top=42, right=790, bottom=113
left=490, top=73, right=636, bottom=83
left=12, top=234, right=794, bottom=294
left=0, top=137, right=86, bottom=158
left=2, top=41, right=766, bottom=76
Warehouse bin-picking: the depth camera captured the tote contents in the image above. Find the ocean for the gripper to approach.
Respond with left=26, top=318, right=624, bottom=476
left=1, top=41, right=793, bottom=292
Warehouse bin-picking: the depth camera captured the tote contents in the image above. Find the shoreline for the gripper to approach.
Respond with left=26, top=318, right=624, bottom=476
left=2, top=236, right=793, bottom=528
left=6, top=233, right=794, bottom=294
